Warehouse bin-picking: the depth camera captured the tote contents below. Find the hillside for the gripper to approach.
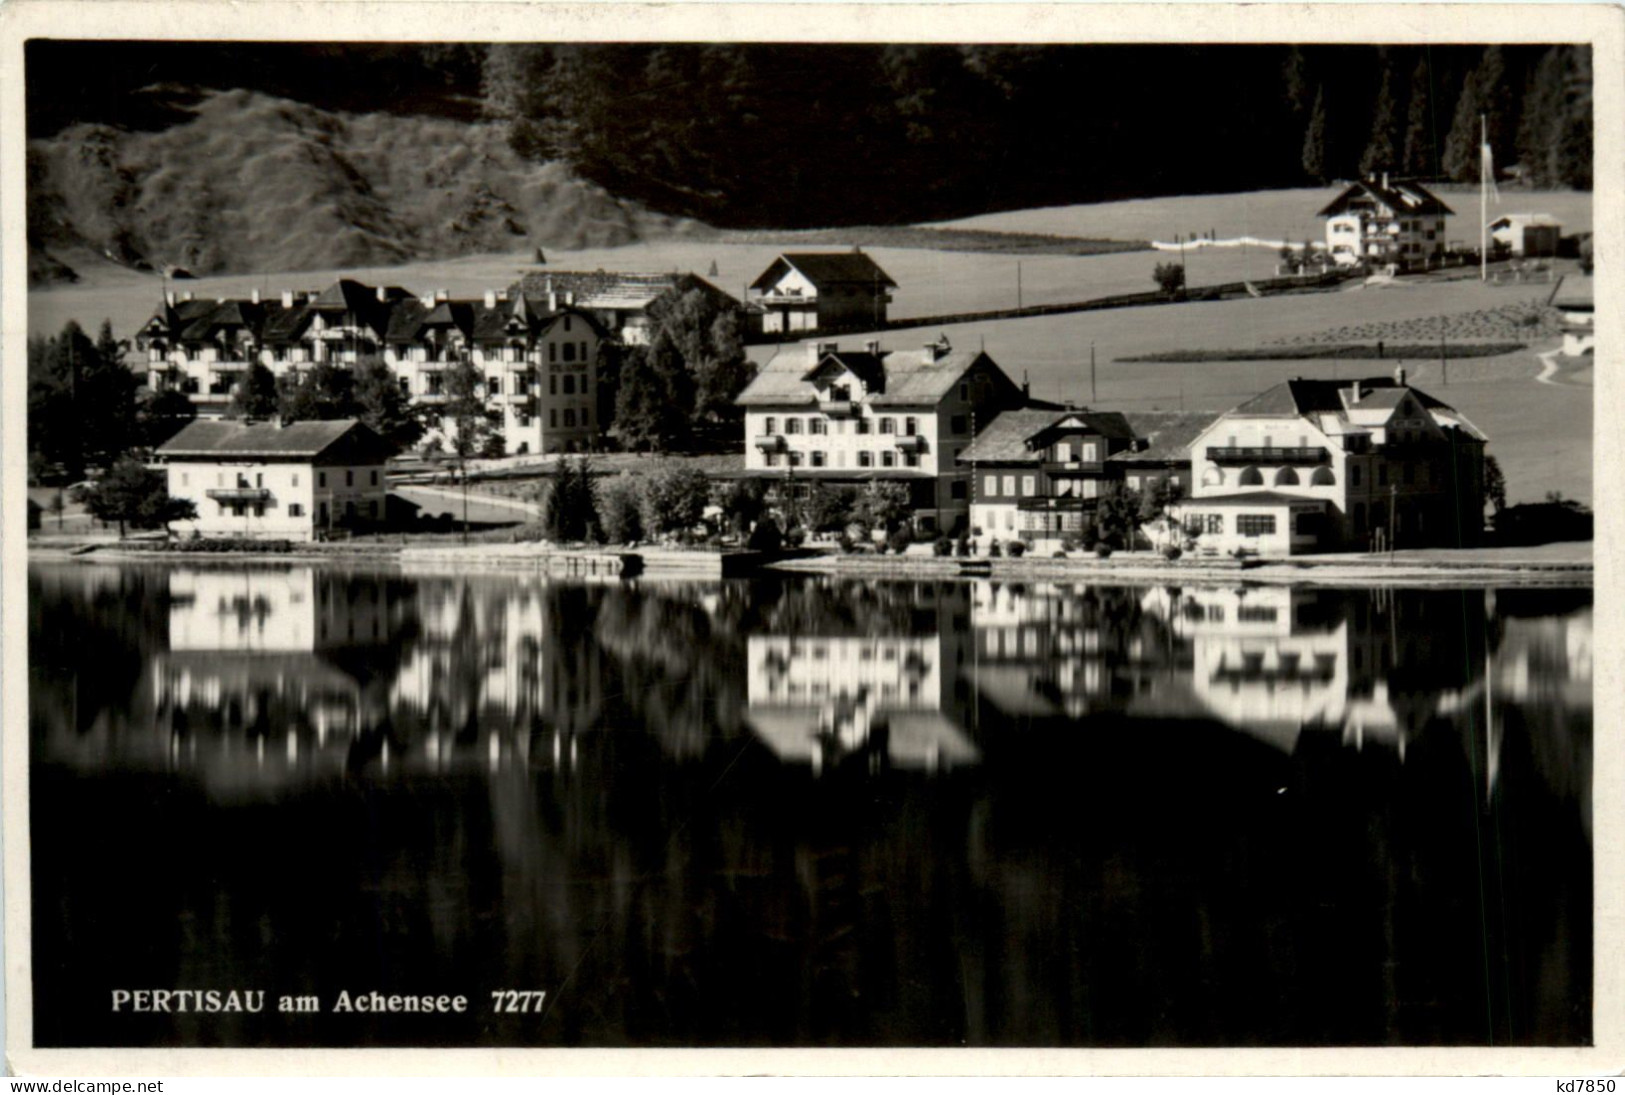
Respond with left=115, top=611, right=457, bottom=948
left=27, top=87, right=690, bottom=287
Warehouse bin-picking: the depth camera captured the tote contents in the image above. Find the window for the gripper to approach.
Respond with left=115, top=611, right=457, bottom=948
left=318, top=472, right=327, bottom=488
left=1352, top=464, right=1362, bottom=487
left=563, top=342, right=576, bottom=363
left=764, top=452, right=780, bottom=467
left=1274, top=467, right=1300, bottom=486
left=398, top=377, right=410, bottom=397
left=1237, top=514, right=1276, bottom=536
left=550, top=375, right=558, bottom=395
left=563, top=375, right=576, bottom=395
left=858, top=452, right=873, bottom=467
left=370, top=470, right=378, bottom=486
left=764, top=416, right=776, bottom=434
left=903, top=452, right=920, bottom=467
left=180, top=472, right=189, bottom=487
left=1128, top=476, right=1141, bottom=490
left=950, top=415, right=967, bottom=434
left=856, top=418, right=871, bottom=435
left=786, top=419, right=802, bottom=435
left=809, top=418, right=827, bottom=435
left=288, top=503, right=304, bottom=517
left=1310, top=466, right=1335, bottom=486
left=564, top=408, right=576, bottom=427
left=519, top=414, right=531, bottom=428
left=550, top=409, right=558, bottom=427
left=1002, top=475, right=1016, bottom=496
left=549, top=343, right=558, bottom=363
left=905, top=417, right=918, bottom=436
left=1082, top=442, right=1098, bottom=461
left=879, top=417, right=895, bottom=435
left=881, top=451, right=896, bottom=467
left=984, top=475, right=999, bottom=497
left=951, top=479, right=967, bottom=500
left=1205, top=514, right=1224, bottom=534
left=1021, top=475, right=1036, bottom=496
left=788, top=452, right=803, bottom=467
left=346, top=470, right=354, bottom=487
left=1056, top=442, right=1072, bottom=462
left=564, top=316, right=572, bottom=333
left=810, top=451, right=826, bottom=467
left=489, top=376, right=502, bottom=396
left=1239, top=467, right=1264, bottom=486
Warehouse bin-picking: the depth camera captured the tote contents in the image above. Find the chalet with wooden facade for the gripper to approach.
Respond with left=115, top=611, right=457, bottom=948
left=749, top=252, right=897, bottom=334
left=1319, top=175, right=1452, bottom=270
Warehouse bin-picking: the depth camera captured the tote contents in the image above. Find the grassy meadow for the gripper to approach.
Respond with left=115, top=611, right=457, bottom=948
left=28, top=188, right=1592, bottom=510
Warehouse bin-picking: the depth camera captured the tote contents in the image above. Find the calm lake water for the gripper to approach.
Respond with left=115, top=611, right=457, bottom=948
left=28, top=563, right=1593, bottom=1048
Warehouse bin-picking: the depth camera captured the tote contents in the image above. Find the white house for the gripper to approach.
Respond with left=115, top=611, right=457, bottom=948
left=1174, top=370, right=1488, bottom=556
left=1488, top=213, right=1562, bottom=257
left=1319, top=175, right=1452, bottom=270
left=1553, top=275, right=1594, bottom=357
left=155, top=418, right=394, bottom=540
left=749, top=252, right=897, bottom=334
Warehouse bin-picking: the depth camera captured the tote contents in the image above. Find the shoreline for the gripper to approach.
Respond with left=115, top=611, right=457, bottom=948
left=27, top=541, right=1593, bottom=587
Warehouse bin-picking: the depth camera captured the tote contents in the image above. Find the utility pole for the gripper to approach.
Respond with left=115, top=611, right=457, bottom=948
left=1090, top=342, right=1097, bottom=404
left=1016, top=261, right=1023, bottom=312
left=1480, top=113, right=1489, bottom=284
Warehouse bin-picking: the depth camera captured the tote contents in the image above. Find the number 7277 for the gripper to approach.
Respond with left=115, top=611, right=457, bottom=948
left=490, top=990, right=547, bottom=1013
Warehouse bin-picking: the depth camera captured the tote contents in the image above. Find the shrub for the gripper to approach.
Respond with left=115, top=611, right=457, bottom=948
left=1052, top=551, right=1068, bottom=558
left=955, top=535, right=971, bottom=557
left=1095, top=543, right=1114, bottom=559
left=988, top=541, right=1003, bottom=558
left=1162, top=545, right=1183, bottom=561
left=747, top=518, right=784, bottom=552
left=784, top=525, right=807, bottom=548
left=599, top=478, right=644, bottom=544
left=837, top=532, right=856, bottom=554
left=933, top=537, right=953, bottom=556
left=1007, top=540, right=1026, bottom=557
left=887, top=527, right=914, bottom=555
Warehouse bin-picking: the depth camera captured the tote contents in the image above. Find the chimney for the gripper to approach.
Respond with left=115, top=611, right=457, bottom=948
left=1394, top=363, right=1407, bottom=387
left=1381, top=170, right=1389, bottom=190
left=165, top=290, right=176, bottom=307
left=1349, top=382, right=1363, bottom=405
left=376, top=285, right=387, bottom=302
left=250, top=288, right=260, bottom=304
left=565, top=291, right=575, bottom=306
left=484, top=289, right=497, bottom=309
left=180, top=290, right=193, bottom=302
left=547, top=290, right=558, bottom=312
left=435, top=289, right=449, bottom=303
left=281, top=290, right=294, bottom=308
left=864, top=339, right=881, bottom=355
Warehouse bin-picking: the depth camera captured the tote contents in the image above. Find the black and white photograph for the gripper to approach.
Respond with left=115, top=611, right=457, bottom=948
left=3, top=1, right=1618, bottom=1077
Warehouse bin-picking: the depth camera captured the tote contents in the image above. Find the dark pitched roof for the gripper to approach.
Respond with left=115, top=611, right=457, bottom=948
left=384, top=298, right=431, bottom=344
left=805, top=351, right=886, bottom=391
left=739, top=342, right=1012, bottom=408
left=751, top=252, right=898, bottom=291
left=957, top=408, right=1137, bottom=464
left=260, top=301, right=314, bottom=344
left=508, top=271, right=738, bottom=316
left=157, top=419, right=391, bottom=461
left=1231, top=376, right=1458, bottom=417
left=1318, top=178, right=1453, bottom=219
left=1112, top=411, right=1222, bottom=463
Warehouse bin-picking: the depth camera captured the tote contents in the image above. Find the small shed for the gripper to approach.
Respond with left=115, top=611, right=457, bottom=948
left=1488, top=214, right=1562, bottom=257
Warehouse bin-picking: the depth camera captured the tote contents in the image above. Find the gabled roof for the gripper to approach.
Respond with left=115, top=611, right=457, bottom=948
left=260, top=301, right=314, bottom=344
left=957, top=408, right=1136, bottom=464
left=738, top=343, right=1012, bottom=408
left=1489, top=213, right=1561, bottom=228
left=1232, top=376, right=1457, bottom=418
left=509, top=270, right=738, bottom=315
left=1319, top=178, right=1453, bottom=219
left=1113, top=411, right=1222, bottom=463
left=751, top=252, right=898, bottom=291
left=157, top=419, right=392, bottom=461
left=805, top=351, right=886, bottom=391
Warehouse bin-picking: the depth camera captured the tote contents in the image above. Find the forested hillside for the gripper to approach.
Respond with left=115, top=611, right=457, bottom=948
left=26, top=42, right=1591, bottom=281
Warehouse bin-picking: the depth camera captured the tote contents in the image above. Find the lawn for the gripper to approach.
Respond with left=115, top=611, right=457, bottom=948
left=932, top=186, right=1596, bottom=246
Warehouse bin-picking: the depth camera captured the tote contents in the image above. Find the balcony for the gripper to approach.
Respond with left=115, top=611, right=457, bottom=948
left=893, top=435, right=927, bottom=453
left=1206, top=446, right=1329, bottom=465
left=754, top=435, right=787, bottom=453
left=1016, top=494, right=1100, bottom=512
left=205, top=488, right=272, bottom=503
left=751, top=292, right=818, bottom=308
left=818, top=399, right=855, bottom=416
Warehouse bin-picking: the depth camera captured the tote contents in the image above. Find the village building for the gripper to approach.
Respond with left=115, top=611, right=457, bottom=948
left=507, top=270, right=744, bottom=346
left=154, top=418, right=394, bottom=540
left=735, top=336, right=1029, bottom=533
left=1319, top=174, right=1452, bottom=270
left=1552, top=275, right=1594, bottom=357
left=383, top=288, right=608, bottom=455
left=1174, top=370, right=1488, bottom=557
left=749, top=252, right=897, bottom=334
left=957, top=408, right=1211, bottom=546
left=1488, top=213, right=1562, bottom=257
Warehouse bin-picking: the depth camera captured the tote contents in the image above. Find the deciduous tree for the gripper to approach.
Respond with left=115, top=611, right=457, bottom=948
left=229, top=362, right=279, bottom=420
left=74, top=458, right=196, bottom=538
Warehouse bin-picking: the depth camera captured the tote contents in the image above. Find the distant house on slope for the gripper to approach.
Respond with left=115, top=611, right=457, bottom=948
left=1319, top=174, right=1452, bottom=270
left=749, top=252, right=897, bottom=334
left=1488, top=213, right=1562, bottom=257
left=507, top=270, right=743, bottom=346
left=1552, top=275, right=1594, bottom=357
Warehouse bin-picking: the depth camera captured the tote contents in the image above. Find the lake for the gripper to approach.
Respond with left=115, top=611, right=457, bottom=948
left=28, top=563, right=1593, bottom=1048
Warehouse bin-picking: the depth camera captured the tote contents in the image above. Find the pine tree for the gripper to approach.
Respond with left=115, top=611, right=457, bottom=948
left=542, top=455, right=599, bottom=542
left=1401, top=53, right=1437, bottom=176
left=1301, top=86, right=1328, bottom=182
left=1359, top=58, right=1402, bottom=175
left=1442, top=47, right=1510, bottom=183
left=352, top=357, right=422, bottom=450
left=229, top=362, right=279, bottom=419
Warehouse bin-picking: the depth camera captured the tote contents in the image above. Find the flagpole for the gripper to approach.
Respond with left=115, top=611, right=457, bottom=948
left=1480, top=113, right=1488, bottom=284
